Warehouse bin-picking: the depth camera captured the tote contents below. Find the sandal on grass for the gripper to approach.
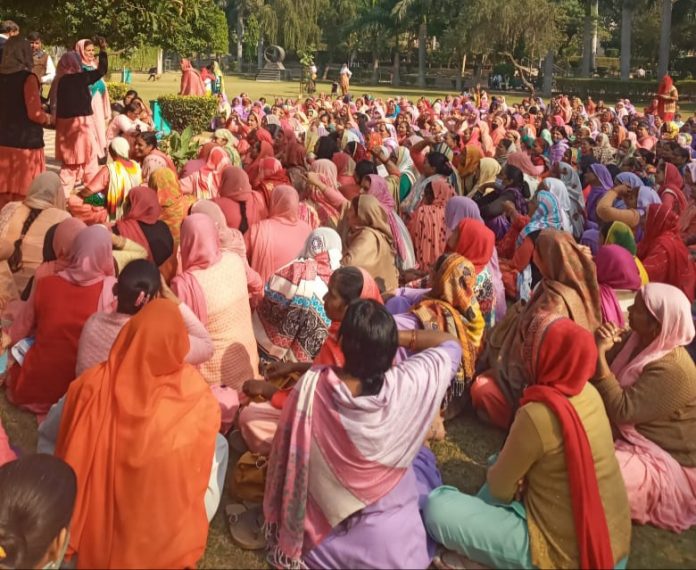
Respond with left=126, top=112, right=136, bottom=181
left=226, top=503, right=266, bottom=551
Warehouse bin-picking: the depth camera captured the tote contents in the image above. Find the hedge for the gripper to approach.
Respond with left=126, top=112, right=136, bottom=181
left=157, top=95, right=217, bottom=134
left=554, top=78, right=696, bottom=102
left=106, top=82, right=130, bottom=102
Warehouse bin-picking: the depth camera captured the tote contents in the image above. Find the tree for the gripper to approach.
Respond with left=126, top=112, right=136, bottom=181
left=620, top=0, right=637, bottom=80
left=392, top=0, right=433, bottom=88
left=350, top=0, right=396, bottom=84
left=0, top=0, right=228, bottom=55
left=657, top=0, right=673, bottom=76
left=580, top=0, right=599, bottom=75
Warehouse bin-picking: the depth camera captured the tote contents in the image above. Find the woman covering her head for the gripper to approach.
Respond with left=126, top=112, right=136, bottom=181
left=7, top=225, right=116, bottom=413
left=402, top=151, right=454, bottom=216
left=596, top=171, right=661, bottom=231
left=448, top=219, right=498, bottom=328
left=253, top=228, right=342, bottom=363
left=468, top=157, right=501, bottom=198
left=393, top=254, right=484, bottom=412
left=265, top=299, right=464, bottom=569
left=594, top=283, right=696, bottom=531
left=363, top=174, right=417, bottom=270
left=473, top=230, right=602, bottom=429
left=305, top=158, right=349, bottom=228
left=595, top=245, right=643, bottom=327
left=113, top=186, right=174, bottom=266
left=637, top=203, right=696, bottom=301
left=56, top=300, right=221, bottom=568
left=190, top=200, right=263, bottom=305
left=212, top=128, right=242, bottom=166
left=408, top=178, right=455, bottom=271
left=179, top=145, right=231, bottom=200
left=71, top=136, right=142, bottom=224
left=4, top=217, right=85, bottom=346
left=0, top=455, right=78, bottom=568
left=0, top=37, right=53, bottom=206
left=51, top=47, right=108, bottom=196
left=75, top=38, right=111, bottom=163
left=602, top=221, right=650, bottom=285
left=585, top=162, right=614, bottom=224
left=179, top=58, right=206, bottom=96
left=0, top=171, right=70, bottom=302
left=246, top=185, right=312, bottom=284
left=251, top=156, right=291, bottom=205
left=427, top=314, right=631, bottom=570
left=173, top=214, right=259, bottom=409
left=656, top=161, right=687, bottom=215
left=212, top=166, right=268, bottom=233
left=342, top=194, right=399, bottom=292
left=148, top=167, right=194, bottom=244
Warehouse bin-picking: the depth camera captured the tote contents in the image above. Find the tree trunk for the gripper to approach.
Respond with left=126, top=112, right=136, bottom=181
left=620, top=0, right=633, bottom=81
left=658, top=0, right=672, bottom=77
left=392, top=41, right=401, bottom=87
left=581, top=0, right=598, bottom=76
left=542, top=51, right=554, bottom=97
left=257, top=38, right=264, bottom=70
left=157, top=48, right=163, bottom=75
left=417, top=19, right=427, bottom=88
left=503, top=52, right=535, bottom=96
left=236, top=10, right=244, bottom=67
left=372, top=50, right=380, bottom=84
left=456, top=52, right=465, bottom=92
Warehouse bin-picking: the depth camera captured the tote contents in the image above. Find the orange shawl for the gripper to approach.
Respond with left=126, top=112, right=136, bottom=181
left=56, top=299, right=220, bottom=569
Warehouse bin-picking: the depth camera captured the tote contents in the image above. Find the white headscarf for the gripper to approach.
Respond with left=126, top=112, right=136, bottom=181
left=301, top=227, right=343, bottom=269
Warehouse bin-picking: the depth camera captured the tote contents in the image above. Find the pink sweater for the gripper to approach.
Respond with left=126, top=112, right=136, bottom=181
left=75, top=303, right=213, bottom=376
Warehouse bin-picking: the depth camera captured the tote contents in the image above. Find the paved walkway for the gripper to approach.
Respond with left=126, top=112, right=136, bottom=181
left=43, top=128, right=60, bottom=174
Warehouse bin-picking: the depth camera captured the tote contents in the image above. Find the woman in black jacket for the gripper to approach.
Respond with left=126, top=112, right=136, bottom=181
left=50, top=36, right=108, bottom=197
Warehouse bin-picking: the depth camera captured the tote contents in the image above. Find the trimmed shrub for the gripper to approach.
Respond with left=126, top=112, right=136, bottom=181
left=555, top=78, right=696, bottom=102
left=106, top=82, right=130, bottom=102
left=157, top=95, right=217, bottom=133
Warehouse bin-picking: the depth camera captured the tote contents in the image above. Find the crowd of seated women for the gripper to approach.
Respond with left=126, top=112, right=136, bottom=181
left=0, top=69, right=695, bottom=570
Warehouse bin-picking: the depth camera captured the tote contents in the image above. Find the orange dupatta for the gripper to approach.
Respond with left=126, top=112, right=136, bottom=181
left=56, top=299, right=220, bottom=569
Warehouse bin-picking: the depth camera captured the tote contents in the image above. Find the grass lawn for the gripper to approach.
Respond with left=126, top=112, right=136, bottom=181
left=123, top=72, right=696, bottom=114
left=2, top=71, right=695, bottom=569
left=3, top=386, right=696, bottom=569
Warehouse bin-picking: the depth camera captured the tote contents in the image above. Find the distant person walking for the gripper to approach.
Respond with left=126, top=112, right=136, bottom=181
left=339, top=62, right=352, bottom=96
left=0, top=37, right=52, bottom=206
left=179, top=59, right=206, bottom=96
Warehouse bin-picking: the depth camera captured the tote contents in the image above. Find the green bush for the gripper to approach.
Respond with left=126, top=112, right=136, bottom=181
left=159, top=126, right=200, bottom=169
left=106, top=82, right=130, bottom=102
left=555, top=78, right=696, bottom=101
left=157, top=95, right=217, bottom=134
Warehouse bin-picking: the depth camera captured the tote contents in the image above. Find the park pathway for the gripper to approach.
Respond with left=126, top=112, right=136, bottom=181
left=44, top=128, right=60, bottom=174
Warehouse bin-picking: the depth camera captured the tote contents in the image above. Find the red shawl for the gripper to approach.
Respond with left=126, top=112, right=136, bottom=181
left=244, top=141, right=275, bottom=184
left=659, top=162, right=687, bottom=215
left=521, top=314, right=615, bottom=570
left=114, top=186, right=161, bottom=260
left=638, top=203, right=696, bottom=301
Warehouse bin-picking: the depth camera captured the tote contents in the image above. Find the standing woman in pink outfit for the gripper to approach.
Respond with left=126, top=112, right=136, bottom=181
left=50, top=38, right=108, bottom=196
left=76, top=38, right=111, bottom=165
left=0, top=37, right=52, bottom=207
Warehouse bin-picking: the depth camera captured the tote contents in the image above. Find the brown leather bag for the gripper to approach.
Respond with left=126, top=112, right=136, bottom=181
left=229, top=452, right=268, bottom=502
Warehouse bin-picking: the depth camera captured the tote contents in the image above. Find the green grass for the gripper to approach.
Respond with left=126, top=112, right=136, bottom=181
left=2, top=387, right=696, bottom=569
left=119, top=72, right=696, bottom=113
